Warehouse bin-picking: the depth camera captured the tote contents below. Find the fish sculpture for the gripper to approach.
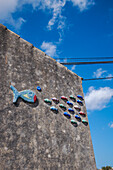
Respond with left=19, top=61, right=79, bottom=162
left=82, top=119, right=88, bottom=125
left=74, top=105, right=81, bottom=110
left=64, top=112, right=71, bottom=119
left=79, top=111, right=86, bottom=116
left=37, top=86, right=41, bottom=91
left=44, top=99, right=52, bottom=104
left=77, top=100, right=83, bottom=105
left=75, top=115, right=81, bottom=121
left=61, top=96, right=68, bottom=101
left=70, top=120, right=77, bottom=125
left=77, top=95, right=83, bottom=100
left=69, top=95, right=76, bottom=101
left=10, top=85, right=37, bottom=103
left=50, top=106, right=58, bottom=112
left=52, top=97, right=59, bottom=103
left=59, top=104, right=66, bottom=110
left=66, top=101, right=73, bottom=106
left=68, top=108, right=74, bottom=113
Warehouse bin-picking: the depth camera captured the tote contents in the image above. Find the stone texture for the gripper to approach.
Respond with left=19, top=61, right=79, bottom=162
left=0, top=24, right=96, bottom=170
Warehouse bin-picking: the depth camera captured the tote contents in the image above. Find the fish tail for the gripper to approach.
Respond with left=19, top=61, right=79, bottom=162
left=10, top=85, right=20, bottom=103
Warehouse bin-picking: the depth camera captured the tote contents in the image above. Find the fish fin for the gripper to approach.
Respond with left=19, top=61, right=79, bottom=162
left=10, top=85, right=20, bottom=103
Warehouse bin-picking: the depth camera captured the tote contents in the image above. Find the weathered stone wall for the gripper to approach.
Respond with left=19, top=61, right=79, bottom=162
left=0, top=24, right=96, bottom=170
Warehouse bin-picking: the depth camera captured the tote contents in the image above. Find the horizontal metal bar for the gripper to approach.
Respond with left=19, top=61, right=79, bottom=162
left=82, top=77, right=113, bottom=81
left=60, top=61, right=113, bottom=65
left=55, top=57, right=113, bottom=60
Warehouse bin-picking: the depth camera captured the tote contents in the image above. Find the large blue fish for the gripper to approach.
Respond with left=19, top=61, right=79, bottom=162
left=10, top=85, right=37, bottom=103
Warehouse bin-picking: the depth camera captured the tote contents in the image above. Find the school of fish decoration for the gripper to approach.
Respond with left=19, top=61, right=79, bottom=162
left=10, top=85, right=88, bottom=127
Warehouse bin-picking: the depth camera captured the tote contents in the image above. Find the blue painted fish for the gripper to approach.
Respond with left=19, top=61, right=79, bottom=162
left=68, top=108, right=74, bottom=113
left=75, top=115, right=81, bottom=121
left=64, top=112, right=71, bottom=119
left=77, top=95, right=83, bottom=100
left=66, top=101, right=73, bottom=106
left=77, top=100, right=83, bottom=105
left=10, top=85, right=37, bottom=103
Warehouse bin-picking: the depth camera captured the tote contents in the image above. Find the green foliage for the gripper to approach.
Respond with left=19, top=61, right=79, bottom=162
left=102, top=166, right=112, bottom=170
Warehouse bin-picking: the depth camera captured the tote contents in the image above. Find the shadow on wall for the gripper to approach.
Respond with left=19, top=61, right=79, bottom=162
left=14, top=98, right=39, bottom=107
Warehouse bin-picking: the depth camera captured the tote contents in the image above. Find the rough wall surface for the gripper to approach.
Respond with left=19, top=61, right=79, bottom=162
left=0, top=24, right=96, bottom=170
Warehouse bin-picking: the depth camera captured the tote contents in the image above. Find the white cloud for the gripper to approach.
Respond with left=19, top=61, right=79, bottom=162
left=85, top=86, right=113, bottom=111
left=41, top=41, right=57, bottom=57
left=93, top=68, right=107, bottom=78
left=71, top=0, right=95, bottom=11
left=71, top=65, right=76, bottom=71
left=108, top=122, right=113, bottom=128
left=0, top=0, right=26, bottom=30
left=93, top=68, right=113, bottom=80
left=47, top=0, right=66, bottom=30
left=0, top=0, right=18, bottom=20
left=0, top=0, right=95, bottom=31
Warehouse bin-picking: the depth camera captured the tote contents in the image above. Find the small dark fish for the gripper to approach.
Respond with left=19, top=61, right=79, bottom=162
left=75, top=115, right=81, bottom=121
left=74, top=105, right=81, bottom=110
left=50, top=106, right=58, bottom=112
left=69, top=95, right=76, bottom=100
left=37, top=86, right=41, bottom=91
left=59, top=104, right=66, bottom=109
left=64, top=112, right=71, bottom=119
left=77, top=100, right=83, bottom=104
left=61, top=96, right=68, bottom=101
left=68, top=108, right=74, bottom=113
left=77, top=95, right=83, bottom=100
left=79, top=111, right=86, bottom=116
left=44, top=99, right=52, bottom=104
left=52, top=97, right=59, bottom=103
left=67, top=101, right=73, bottom=106
left=70, top=120, right=77, bottom=125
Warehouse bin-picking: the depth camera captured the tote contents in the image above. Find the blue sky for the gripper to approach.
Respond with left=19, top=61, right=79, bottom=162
left=0, top=0, right=113, bottom=168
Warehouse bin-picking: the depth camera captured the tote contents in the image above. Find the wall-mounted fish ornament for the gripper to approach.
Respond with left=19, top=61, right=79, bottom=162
left=37, top=86, right=41, bottom=91
left=66, top=101, right=73, bottom=106
left=82, top=120, right=88, bottom=124
left=50, top=106, right=58, bottom=112
left=74, top=105, right=81, bottom=110
left=77, top=95, right=83, bottom=100
left=64, top=112, right=71, bottom=119
left=69, top=95, right=76, bottom=101
left=79, top=111, right=86, bottom=116
left=61, top=96, right=68, bottom=101
left=70, top=120, right=77, bottom=125
left=52, top=97, right=59, bottom=103
left=59, top=104, right=66, bottom=110
left=10, top=85, right=37, bottom=103
left=82, top=120, right=88, bottom=126
left=68, top=108, right=74, bottom=113
left=77, top=100, right=83, bottom=105
left=44, top=99, right=52, bottom=104
left=75, top=115, right=81, bottom=121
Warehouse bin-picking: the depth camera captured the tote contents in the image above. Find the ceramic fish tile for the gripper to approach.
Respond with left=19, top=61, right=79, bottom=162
left=50, top=106, right=58, bottom=112
left=64, top=112, right=71, bottom=118
left=52, top=97, right=59, bottom=103
left=10, top=85, right=37, bottom=103
left=79, top=111, right=86, bottom=116
left=66, top=101, right=73, bottom=106
left=37, top=86, right=41, bottom=91
left=77, top=95, right=83, bottom=100
left=61, top=96, right=68, bottom=101
left=44, top=99, right=52, bottom=104
left=75, top=115, right=81, bottom=121
left=77, top=100, right=83, bottom=105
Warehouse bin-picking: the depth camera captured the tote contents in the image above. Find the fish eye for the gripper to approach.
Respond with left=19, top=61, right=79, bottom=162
left=29, top=92, right=33, bottom=96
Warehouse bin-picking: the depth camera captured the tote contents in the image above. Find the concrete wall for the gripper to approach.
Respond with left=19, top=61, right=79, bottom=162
left=0, top=24, right=96, bottom=170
